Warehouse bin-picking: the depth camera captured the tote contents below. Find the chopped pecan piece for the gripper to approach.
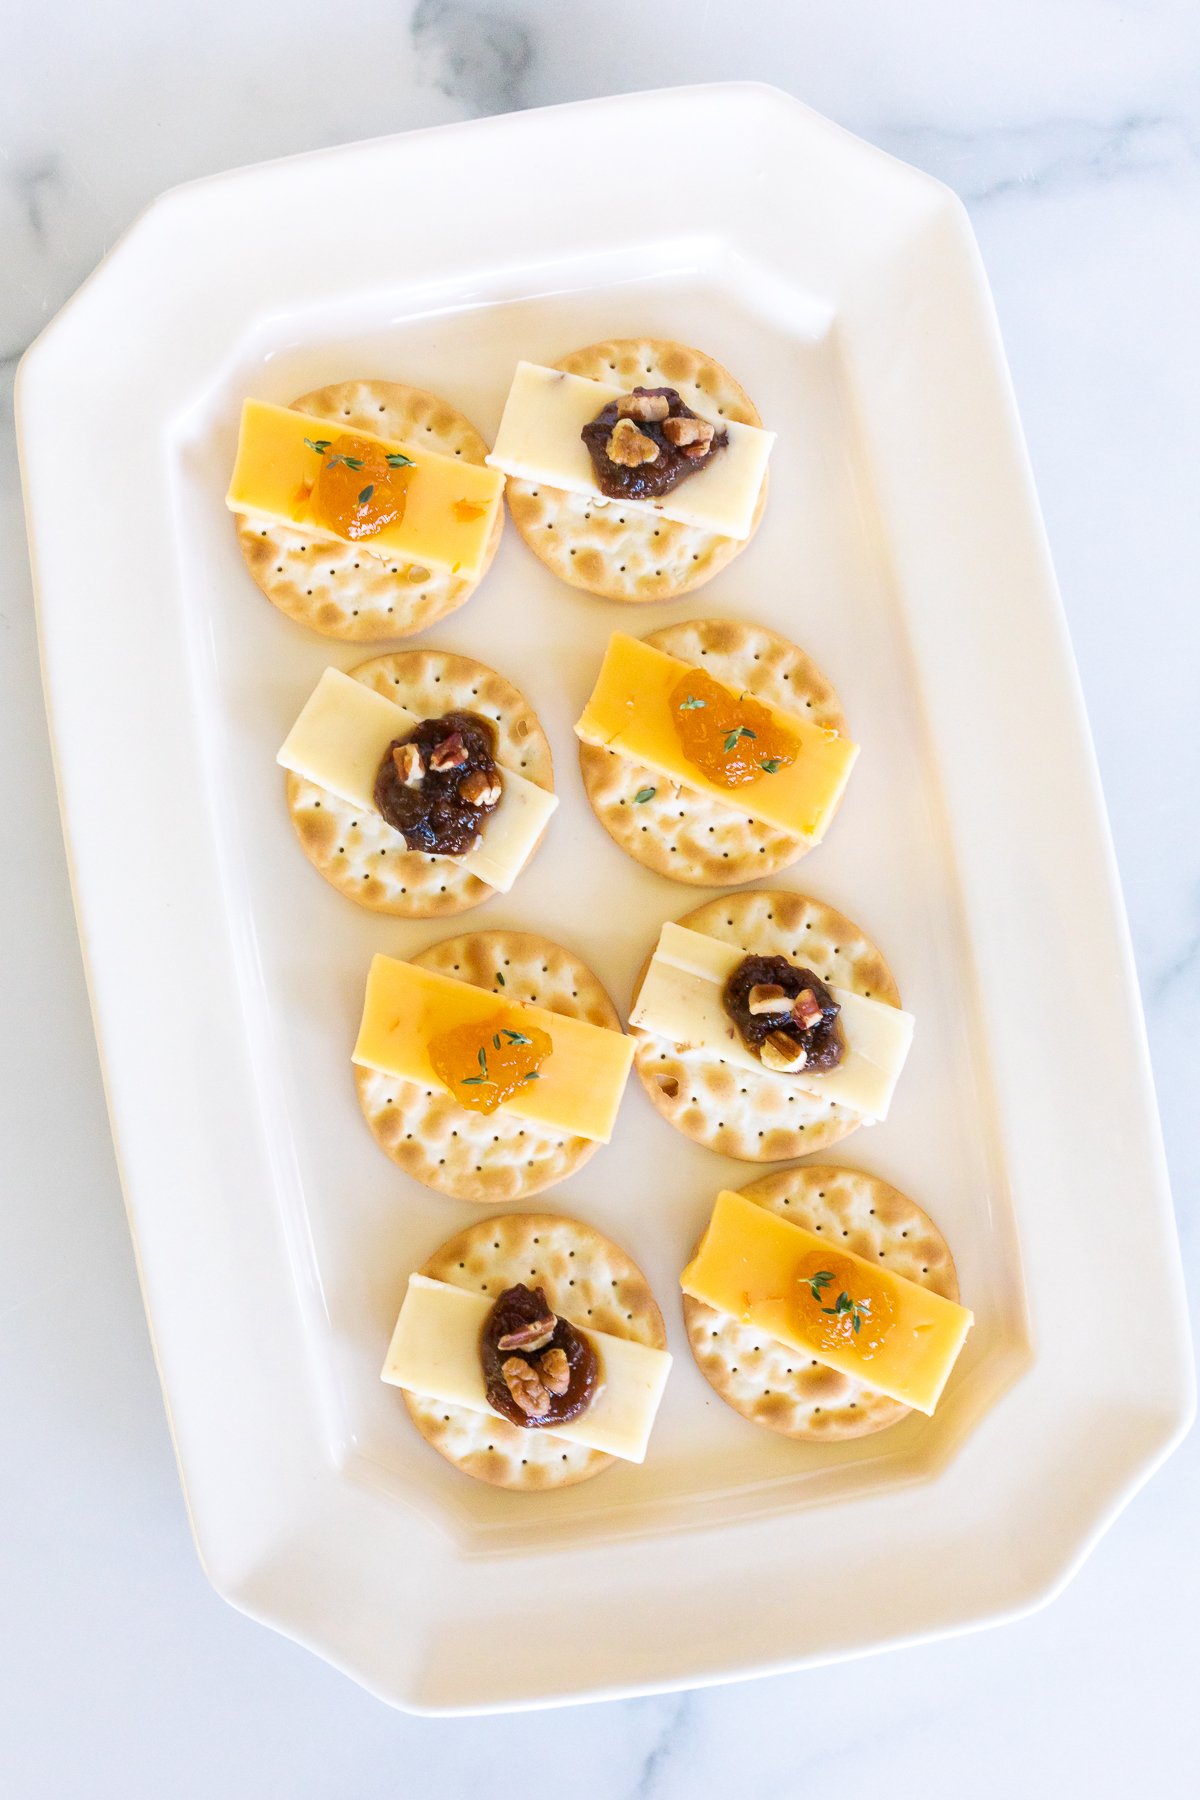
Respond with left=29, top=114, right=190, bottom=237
left=496, top=1303, right=557, bottom=1353
left=606, top=417, right=660, bottom=467
left=747, top=982, right=793, bottom=1016
left=760, top=1030, right=808, bottom=1073
left=428, top=731, right=468, bottom=772
left=662, top=415, right=715, bottom=453
left=617, top=390, right=670, bottom=423
left=501, top=1355, right=550, bottom=1418
left=540, top=1347, right=570, bottom=1395
left=459, top=768, right=503, bottom=808
left=793, top=988, right=824, bottom=1031
left=391, top=742, right=424, bottom=787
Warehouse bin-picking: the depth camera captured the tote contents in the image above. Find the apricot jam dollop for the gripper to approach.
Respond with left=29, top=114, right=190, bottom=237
left=310, top=433, right=412, bottom=540
left=669, top=668, right=798, bottom=789
left=793, top=1251, right=895, bottom=1360
left=427, top=1010, right=553, bottom=1116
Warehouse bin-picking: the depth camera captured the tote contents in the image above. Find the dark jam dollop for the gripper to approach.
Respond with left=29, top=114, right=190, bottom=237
left=372, top=711, right=501, bottom=857
left=581, top=386, right=728, bottom=502
left=723, top=954, right=844, bottom=1074
left=481, top=1283, right=599, bottom=1430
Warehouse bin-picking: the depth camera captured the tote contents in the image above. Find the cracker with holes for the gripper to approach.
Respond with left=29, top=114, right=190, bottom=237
left=353, top=931, right=633, bottom=1202
left=381, top=1212, right=671, bottom=1490
left=227, top=379, right=505, bottom=639
left=278, top=649, right=555, bottom=918
left=488, top=341, right=774, bottom=601
left=575, top=619, right=856, bottom=885
left=629, top=891, right=913, bottom=1161
left=681, top=1173, right=971, bottom=1441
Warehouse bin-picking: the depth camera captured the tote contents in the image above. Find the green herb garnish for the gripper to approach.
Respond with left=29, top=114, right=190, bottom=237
left=523, top=1071, right=540, bottom=1082
left=633, top=786, right=657, bottom=804
left=723, top=726, right=757, bottom=753
left=357, top=483, right=375, bottom=505
left=303, top=436, right=332, bottom=454
left=496, top=970, right=505, bottom=986
left=502, top=1029, right=531, bottom=1046
left=386, top=451, right=414, bottom=468
left=679, top=694, right=706, bottom=711
left=759, top=757, right=782, bottom=775
left=324, top=453, right=364, bottom=472
left=821, top=1290, right=866, bottom=1334
left=805, top=1270, right=835, bottom=1302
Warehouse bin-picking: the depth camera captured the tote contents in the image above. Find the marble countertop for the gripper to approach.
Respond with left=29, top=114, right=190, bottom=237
left=2, top=3, right=1197, bottom=1793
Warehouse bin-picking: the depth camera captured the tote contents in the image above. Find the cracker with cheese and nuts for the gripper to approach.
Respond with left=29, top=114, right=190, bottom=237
left=487, top=340, right=774, bottom=602
left=277, top=648, right=556, bottom=918
left=629, top=890, right=914, bottom=1161
left=381, top=1212, right=671, bottom=1489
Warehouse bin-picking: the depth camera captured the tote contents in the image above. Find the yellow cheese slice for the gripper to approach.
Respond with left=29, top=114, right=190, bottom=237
left=352, top=953, right=633, bottom=1142
left=486, top=361, right=775, bottom=540
left=681, top=1190, right=972, bottom=1414
left=382, top=1274, right=672, bottom=1462
left=575, top=634, right=858, bottom=841
left=629, top=922, right=913, bottom=1122
left=277, top=668, right=558, bottom=895
left=226, top=398, right=504, bottom=577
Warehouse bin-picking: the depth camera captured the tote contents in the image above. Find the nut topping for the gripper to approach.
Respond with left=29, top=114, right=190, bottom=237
left=540, top=1347, right=571, bottom=1395
left=459, top=768, right=503, bottom=808
left=662, top=414, right=715, bottom=452
left=617, top=390, right=670, bottom=423
left=391, top=742, right=424, bottom=787
left=606, top=417, right=661, bottom=467
left=496, top=1303, right=557, bottom=1352
left=747, top=982, right=793, bottom=1016
left=793, top=987, right=824, bottom=1031
left=428, top=731, right=469, bottom=772
left=501, top=1356, right=550, bottom=1418
left=760, top=1031, right=809, bottom=1073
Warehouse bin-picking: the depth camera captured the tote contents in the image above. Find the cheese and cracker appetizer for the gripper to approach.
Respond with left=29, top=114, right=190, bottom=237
left=487, top=340, right=773, bottom=600
left=227, top=379, right=505, bottom=639
left=278, top=652, right=556, bottom=916
left=383, top=1213, right=671, bottom=1489
left=630, top=892, right=913, bottom=1160
left=682, top=1176, right=971, bottom=1439
left=352, top=932, right=634, bottom=1200
left=575, top=622, right=857, bottom=884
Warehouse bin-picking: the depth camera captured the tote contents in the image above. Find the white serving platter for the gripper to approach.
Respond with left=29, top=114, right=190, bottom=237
left=18, top=84, right=1193, bottom=1713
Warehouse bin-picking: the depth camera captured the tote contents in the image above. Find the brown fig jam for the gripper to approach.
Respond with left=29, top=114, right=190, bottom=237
left=723, top=954, right=843, bottom=1075
left=481, top=1284, right=599, bottom=1428
left=581, top=386, right=727, bottom=501
left=372, top=711, right=502, bottom=857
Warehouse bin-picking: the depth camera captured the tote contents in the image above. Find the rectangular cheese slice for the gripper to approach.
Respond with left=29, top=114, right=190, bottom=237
left=353, top=953, right=633, bottom=1143
left=486, top=361, right=775, bottom=540
left=629, top=922, right=914, bottom=1122
left=575, top=634, right=858, bottom=842
left=681, top=1191, right=972, bottom=1414
left=226, top=398, right=503, bottom=577
left=382, top=1274, right=672, bottom=1462
left=277, top=668, right=557, bottom=894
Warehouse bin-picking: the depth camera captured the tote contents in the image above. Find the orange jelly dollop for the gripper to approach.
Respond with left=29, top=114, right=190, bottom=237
left=669, top=669, right=798, bottom=789
left=427, top=1010, right=553, bottom=1116
left=793, top=1251, right=895, bottom=1361
left=311, top=433, right=411, bottom=541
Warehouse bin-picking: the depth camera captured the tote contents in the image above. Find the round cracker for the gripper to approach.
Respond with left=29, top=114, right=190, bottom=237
left=357, top=931, right=623, bottom=1202
left=683, top=1166, right=960, bottom=1441
left=505, top=339, right=767, bottom=602
left=286, top=649, right=553, bottom=918
left=579, top=618, right=849, bottom=886
left=633, top=890, right=901, bottom=1161
left=235, top=379, right=503, bottom=640
left=401, top=1211, right=667, bottom=1490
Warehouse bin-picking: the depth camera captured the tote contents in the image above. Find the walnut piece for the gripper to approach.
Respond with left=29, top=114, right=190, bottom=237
left=428, top=731, right=468, bottom=772
left=662, top=415, right=715, bottom=453
left=747, top=982, right=793, bottom=1016
left=392, top=742, right=424, bottom=787
left=606, top=417, right=660, bottom=467
left=617, top=391, right=670, bottom=423
left=501, top=1355, right=550, bottom=1418
left=496, top=1305, right=557, bottom=1353
left=760, top=1031, right=808, bottom=1073
left=793, top=988, right=824, bottom=1031
left=459, top=769, right=502, bottom=807
left=540, top=1347, right=570, bottom=1396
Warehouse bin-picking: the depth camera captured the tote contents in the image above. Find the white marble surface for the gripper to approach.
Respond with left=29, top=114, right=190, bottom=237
left=2, top=2, right=1198, bottom=1792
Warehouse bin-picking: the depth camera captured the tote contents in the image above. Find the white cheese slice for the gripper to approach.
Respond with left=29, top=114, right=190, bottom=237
left=629, top=921, right=914, bottom=1123
left=486, top=361, right=775, bottom=541
left=277, top=668, right=558, bottom=894
left=381, top=1274, right=672, bottom=1464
